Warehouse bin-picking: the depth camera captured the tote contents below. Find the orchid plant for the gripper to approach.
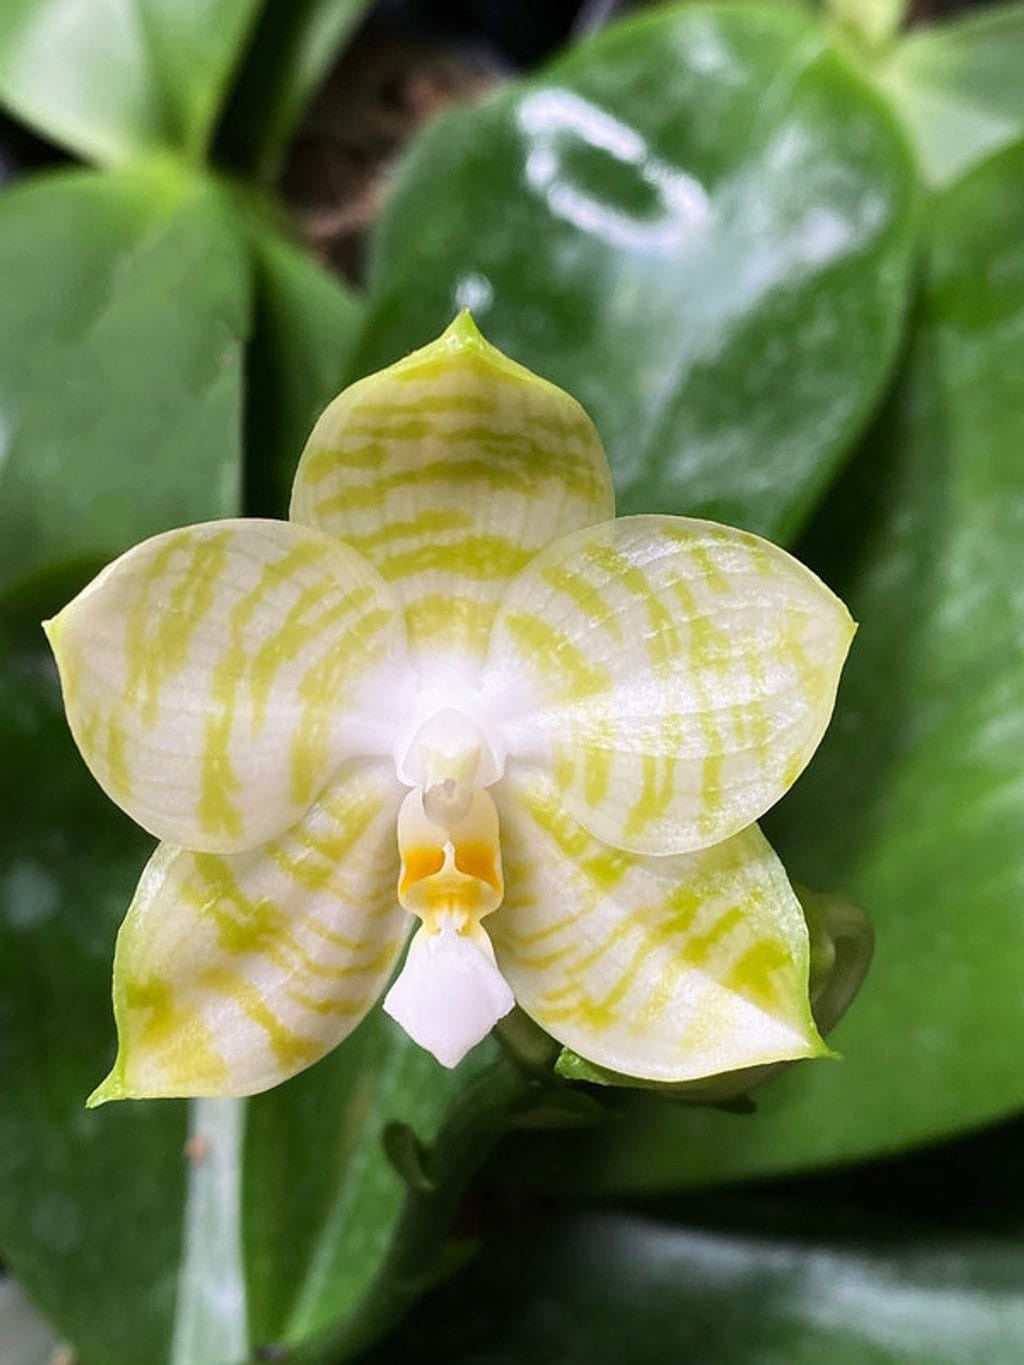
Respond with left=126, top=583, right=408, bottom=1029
left=45, top=313, right=854, bottom=1102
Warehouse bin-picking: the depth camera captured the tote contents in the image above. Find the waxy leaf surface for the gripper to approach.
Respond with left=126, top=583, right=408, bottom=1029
left=0, top=0, right=261, bottom=164
left=244, top=1025, right=502, bottom=1359
left=242, top=225, right=363, bottom=518
left=353, top=2, right=917, bottom=540
left=881, top=3, right=1024, bottom=189
left=374, top=1194, right=1024, bottom=1365
left=0, top=167, right=249, bottom=595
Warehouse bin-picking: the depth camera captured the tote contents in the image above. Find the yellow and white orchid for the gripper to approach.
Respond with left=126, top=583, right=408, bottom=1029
left=44, top=313, right=855, bottom=1102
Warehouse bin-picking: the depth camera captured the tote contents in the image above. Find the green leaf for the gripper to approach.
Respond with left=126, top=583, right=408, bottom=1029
left=523, top=140, right=1024, bottom=1191
left=0, top=574, right=188, bottom=1365
left=827, top=0, right=909, bottom=51
left=0, top=0, right=262, bottom=165
left=371, top=1202, right=1024, bottom=1364
left=880, top=3, right=1024, bottom=189
left=351, top=2, right=918, bottom=541
left=0, top=165, right=250, bottom=595
left=242, top=221, right=363, bottom=518
left=243, top=1026, right=512, bottom=1360
left=217, top=0, right=374, bottom=181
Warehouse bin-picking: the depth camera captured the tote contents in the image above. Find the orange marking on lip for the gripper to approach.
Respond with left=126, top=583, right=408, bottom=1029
left=399, top=846, right=445, bottom=896
left=454, top=841, right=502, bottom=890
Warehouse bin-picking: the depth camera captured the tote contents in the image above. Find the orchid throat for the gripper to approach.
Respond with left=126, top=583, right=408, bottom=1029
left=385, top=707, right=514, bottom=1067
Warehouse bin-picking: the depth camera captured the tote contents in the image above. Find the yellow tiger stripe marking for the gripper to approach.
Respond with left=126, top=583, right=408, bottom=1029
left=490, top=903, right=589, bottom=950
left=582, top=935, right=666, bottom=1029
left=120, top=975, right=229, bottom=1091
left=581, top=542, right=680, bottom=671
left=200, top=966, right=322, bottom=1072
left=540, top=562, right=625, bottom=641
left=191, top=538, right=341, bottom=839
left=285, top=988, right=363, bottom=1017
left=721, top=938, right=794, bottom=1017
left=341, top=507, right=474, bottom=554
left=401, top=592, right=495, bottom=657
left=188, top=858, right=384, bottom=988
left=375, top=534, right=533, bottom=584
left=290, top=606, right=395, bottom=807
left=126, top=530, right=231, bottom=726
left=106, top=716, right=131, bottom=801
left=501, top=614, right=609, bottom=697
left=248, top=584, right=377, bottom=722
left=313, top=454, right=592, bottom=517
left=518, top=782, right=631, bottom=892
left=623, top=754, right=677, bottom=841
left=582, top=745, right=614, bottom=808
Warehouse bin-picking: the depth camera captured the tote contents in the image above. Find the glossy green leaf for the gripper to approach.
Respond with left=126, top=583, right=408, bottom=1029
left=880, top=4, right=1024, bottom=189
left=0, top=0, right=262, bottom=164
left=0, top=575, right=187, bottom=1365
left=827, top=0, right=908, bottom=50
left=0, top=165, right=250, bottom=595
left=371, top=1204, right=1024, bottom=1364
left=242, top=222, right=363, bottom=517
left=244, top=1028, right=520, bottom=1361
left=352, top=2, right=918, bottom=541
left=524, top=141, right=1024, bottom=1191
left=217, top=0, right=374, bottom=181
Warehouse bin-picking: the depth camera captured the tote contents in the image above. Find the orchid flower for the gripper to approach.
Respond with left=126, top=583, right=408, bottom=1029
left=44, top=314, right=855, bottom=1102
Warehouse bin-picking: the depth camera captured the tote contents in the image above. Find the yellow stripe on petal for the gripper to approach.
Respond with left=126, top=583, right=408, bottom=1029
left=89, top=761, right=409, bottom=1102
left=45, top=519, right=408, bottom=853
left=289, top=313, right=615, bottom=675
left=490, top=768, right=826, bottom=1083
left=484, top=516, right=855, bottom=855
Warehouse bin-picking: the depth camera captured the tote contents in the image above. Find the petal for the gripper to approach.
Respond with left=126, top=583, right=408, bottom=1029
left=490, top=768, right=826, bottom=1082
left=89, top=760, right=408, bottom=1102
left=482, top=515, right=854, bottom=854
left=289, top=312, right=614, bottom=674
left=45, top=519, right=408, bottom=853
left=383, top=920, right=514, bottom=1068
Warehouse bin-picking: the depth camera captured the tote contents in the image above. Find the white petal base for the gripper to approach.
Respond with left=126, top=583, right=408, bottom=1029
left=383, top=920, right=514, bottom=1067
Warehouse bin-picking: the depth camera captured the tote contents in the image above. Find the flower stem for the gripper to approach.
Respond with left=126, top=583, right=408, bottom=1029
left=287, top=1051, right=542, bottom=1364
left=171, top=1099, right=249, bottom=1365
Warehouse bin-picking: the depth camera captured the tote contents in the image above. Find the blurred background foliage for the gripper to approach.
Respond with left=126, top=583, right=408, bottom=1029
left=1, top=0, right=1023, bottom=1361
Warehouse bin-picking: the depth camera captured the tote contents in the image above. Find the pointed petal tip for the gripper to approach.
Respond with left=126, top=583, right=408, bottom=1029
left=444, top=307, right=487, bottom=348
left=86, top=1071, right=126, bottom=1108
left=817, top=1030, right=842, bottom=1062
left=41, top=612, right=65, bottom=656
left=799, top=1016, right=836, bottom=1064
